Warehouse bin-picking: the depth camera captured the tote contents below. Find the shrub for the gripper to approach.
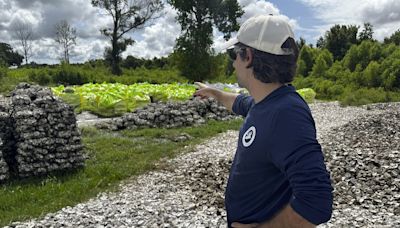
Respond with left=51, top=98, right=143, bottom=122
left=0, top=59, right=8, bottom=78
left=53, top=63, right=89, bottom=85
left=28, top=69, right=52, bottom=85
left=312, top=78, right=336, bottom=99
left=363, top=61, right=382, bottom=87
left=327, top=84, right=345, bottom=99
left=340, top=87, right=389, bottom=106
left=292, top=76, right=314, bottom=89
left=0, top=66, right=7, bottom=78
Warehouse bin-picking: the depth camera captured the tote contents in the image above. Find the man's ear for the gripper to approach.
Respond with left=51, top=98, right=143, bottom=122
left=245, top=48, right=253, bottom=69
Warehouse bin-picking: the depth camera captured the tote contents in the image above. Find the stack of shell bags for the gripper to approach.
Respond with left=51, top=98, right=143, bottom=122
left=10, top=83, right=85, bottom=178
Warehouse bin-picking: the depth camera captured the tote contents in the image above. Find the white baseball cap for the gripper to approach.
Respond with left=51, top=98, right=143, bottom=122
left=221, top=15, right=295, bottom=55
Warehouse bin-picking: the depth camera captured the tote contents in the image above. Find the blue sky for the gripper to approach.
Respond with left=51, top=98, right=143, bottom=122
left=1, top=0, right=400, bottom=64
left=270, top=0, right=317, bottom=28
left=265, top=0, right=322, bottom=43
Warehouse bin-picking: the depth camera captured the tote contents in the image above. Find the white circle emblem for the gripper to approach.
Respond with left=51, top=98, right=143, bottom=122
left=242, top=126, right=256, bottom=147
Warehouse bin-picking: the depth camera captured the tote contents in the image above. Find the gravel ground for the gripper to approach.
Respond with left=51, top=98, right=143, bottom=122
left=6, top=101, right=400, bottom=228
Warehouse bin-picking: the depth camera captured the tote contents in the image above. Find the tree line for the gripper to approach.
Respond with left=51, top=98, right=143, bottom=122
left=294, top=23, right=400, bottom=105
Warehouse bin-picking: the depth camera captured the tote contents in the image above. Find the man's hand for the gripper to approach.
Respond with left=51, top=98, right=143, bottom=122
left=193, top=82, right=215, bottom=99
left=193, top=82, right=238, bottom=112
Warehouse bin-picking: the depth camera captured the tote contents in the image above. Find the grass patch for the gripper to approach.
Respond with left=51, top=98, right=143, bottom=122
left=0, top=71, right=31, bottom=95
left=0, top=118, right=242, bottom=226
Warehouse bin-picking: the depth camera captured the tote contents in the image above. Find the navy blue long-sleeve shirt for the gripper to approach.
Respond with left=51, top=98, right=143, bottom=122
left=225, top=84, right=333, bottom=227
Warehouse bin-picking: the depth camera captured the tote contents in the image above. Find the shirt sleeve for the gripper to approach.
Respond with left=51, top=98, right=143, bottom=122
left=268, top=106, right=333, bottom=225
left=232, top=94, right=254, bottom=117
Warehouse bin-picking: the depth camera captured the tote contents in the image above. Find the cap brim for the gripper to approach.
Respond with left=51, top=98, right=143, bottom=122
left=217, top=37, right=239, bottom=53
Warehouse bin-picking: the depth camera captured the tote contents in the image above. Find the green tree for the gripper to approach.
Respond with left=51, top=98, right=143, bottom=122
left=382, top=43, right=398, bottom=57
left=319, top=49, right=334, bottom=67
left=358, top=22, right=374, bottom=42
left=343, top=40, right=382, bottom=72
left=381, top=49, right=400, bottom=90
left=342, top=45, right=359, bottom=72
left=310, top=55, right=328, bottom=78
left=297, top=45, right=316, bottom=77
left=310, top=49, right=333, bottom=78
left=382, top=61, right=400, bottom=90
left=318, top=24, right=359, bottom=61
left=0, top=42, right=23, bottom=66
left=169, top=0, right=243, bottom=81
left=325, top=61, right=349, bottom=82
left=384, top=29, right=400, bottom=45
left=316, top=36, right=325, bottom=49
left=122, top=55, right=144, bottom=69
left=296, top=59, right=307, bottom=77
left=91, top=0, right=163, bottom=75
left=363, top=61, right=381, bottom=87
left=296, top=37, right=306, bottom=50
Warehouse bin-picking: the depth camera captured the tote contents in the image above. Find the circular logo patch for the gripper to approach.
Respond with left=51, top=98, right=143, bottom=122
left=242, top=126, right=256, bottom=147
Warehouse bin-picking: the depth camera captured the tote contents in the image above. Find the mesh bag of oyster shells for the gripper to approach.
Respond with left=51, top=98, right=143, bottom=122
left=99, top=97, right=237, bottom=130
left=0, top=96, right=12, bottom=182
left=321, top=110, right=400, bottom=215
left=10, top=83, right=85, bottom=178
left=0, top=138, right=9, bottom=182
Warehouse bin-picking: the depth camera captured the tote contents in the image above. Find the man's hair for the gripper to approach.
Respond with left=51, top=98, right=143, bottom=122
left=237, top=38, right=299, bottom=83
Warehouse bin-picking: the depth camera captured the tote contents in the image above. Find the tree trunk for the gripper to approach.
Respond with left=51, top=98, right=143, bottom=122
left=111, top=5, right=122, bottom=75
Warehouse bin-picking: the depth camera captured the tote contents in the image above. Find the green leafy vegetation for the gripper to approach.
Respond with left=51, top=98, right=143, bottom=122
left=51, top=82, right=317, bottom=117
left=297, top=88, right=316, bottom=103
left=52, top=82, right=197, bottom=117
left=0, top=118, right=243, bottom=227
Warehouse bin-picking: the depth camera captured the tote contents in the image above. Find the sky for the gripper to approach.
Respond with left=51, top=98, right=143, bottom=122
left=0, top=0, right=399, bottom=64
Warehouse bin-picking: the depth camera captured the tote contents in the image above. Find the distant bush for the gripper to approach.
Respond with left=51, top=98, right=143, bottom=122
left=339, top=87, right=397, bottom=106
left=53, top=63, right=90, bottom=85
left=27, top=69, right=52, bottom=85
left=292, top=76, right=314, bottom=90
left=0, top=59, right=8, bottom=78
left=0, top=66, right=7, bottom=78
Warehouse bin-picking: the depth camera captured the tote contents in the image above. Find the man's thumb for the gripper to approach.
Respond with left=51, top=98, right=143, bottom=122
left=194, top=82, right=207, bottom=89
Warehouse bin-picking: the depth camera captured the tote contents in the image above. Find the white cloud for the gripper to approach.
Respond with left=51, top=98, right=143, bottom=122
left=28, top=38, right=59, bottom=64
left=0, top=0, right=108, bottom=64
left=298, top=0, right=400, bottom=40
left=239, top=0, right=280, bottom=22
left=124, top=4, right=181, bottom=59
left=70, top=39, right=108, bottom=63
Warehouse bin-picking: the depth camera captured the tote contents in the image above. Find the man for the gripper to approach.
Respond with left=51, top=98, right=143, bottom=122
left=194, top=15, right=333, bottom=228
